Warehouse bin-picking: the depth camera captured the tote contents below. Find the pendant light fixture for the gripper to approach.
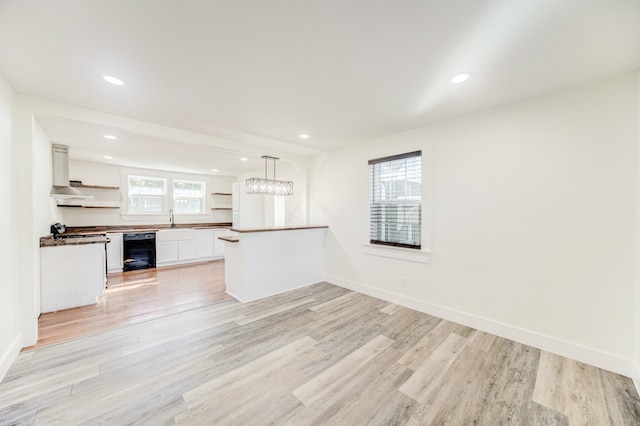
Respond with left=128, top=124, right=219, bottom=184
left=246, top=156, right=293, bottom=196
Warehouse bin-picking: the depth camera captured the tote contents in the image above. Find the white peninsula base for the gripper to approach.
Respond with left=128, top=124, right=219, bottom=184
left=222, top=226, right=327, bottom=302
left=40, top=242, right=107, bottom=313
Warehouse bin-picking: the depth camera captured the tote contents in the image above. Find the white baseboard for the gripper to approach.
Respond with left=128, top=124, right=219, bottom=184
left=325, top=274, right=634, bottom=378
left=0, top=333, right=23, bottom=382
left=156, top=255, right=224, bottom=269
left=632, top=361, right=640, bottom=397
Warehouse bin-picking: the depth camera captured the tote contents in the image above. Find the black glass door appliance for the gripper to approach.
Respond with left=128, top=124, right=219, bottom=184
left=123, top=232, right=156, bottom=271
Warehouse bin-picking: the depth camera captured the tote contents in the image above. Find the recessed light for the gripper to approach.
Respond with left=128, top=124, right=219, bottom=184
left=103, top=155, right=113, bottom=159
left=299, top=133, right=310, bottom=139
left=103, top=75, right=124, bottom=86
left=240, top=157, right=248, bottom=162
left=451, top=72, right=471, bottom=84
left=211, top=169, right=219, bottom=172
left=104, top=134, right=117, bottom=140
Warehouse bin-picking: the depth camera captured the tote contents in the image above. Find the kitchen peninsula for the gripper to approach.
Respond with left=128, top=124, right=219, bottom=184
left=221, top=225, right=328, bottom=302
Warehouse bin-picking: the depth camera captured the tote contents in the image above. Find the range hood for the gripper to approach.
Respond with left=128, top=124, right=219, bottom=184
left=50, top=144, right=93, bottom=200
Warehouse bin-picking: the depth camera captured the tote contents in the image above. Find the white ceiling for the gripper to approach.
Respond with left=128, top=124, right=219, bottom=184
left=34, top=115, right=269, bottom=176
left=0, top=0, right=639, bottom=175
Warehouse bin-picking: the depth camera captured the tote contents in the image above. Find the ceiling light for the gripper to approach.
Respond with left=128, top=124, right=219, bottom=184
left=451, top=73, right=471, bottom=84
left=103, top=155, right=113, bottom=159
left=104, top=134, right=117, bottom=140
left=103, top=75, right=124, bottom=86
left=240, top=157, right=248, bottom=162
left=299, top=134, right=310, bottom=139
left=211, top=169, right=219, bottom=172
left=246, top=156, right=293, bottom=196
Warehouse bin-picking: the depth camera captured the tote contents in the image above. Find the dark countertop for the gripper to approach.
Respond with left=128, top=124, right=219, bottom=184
left=40, top=236, right=110, bottom=247
left=229, top=225, right=328, bottom=233
left=218, top=235, right=239, bottom=243
left=40, top=222, right=233, bottom=247
left=65, top=222, right=233, bottom=235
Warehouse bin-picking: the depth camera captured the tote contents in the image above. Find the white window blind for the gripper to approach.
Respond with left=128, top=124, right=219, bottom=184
left=369, top=151, right=422, bottom=249
left=173, top=179, right=205, bottom=213
left=128, top=176, right=167, bottom=213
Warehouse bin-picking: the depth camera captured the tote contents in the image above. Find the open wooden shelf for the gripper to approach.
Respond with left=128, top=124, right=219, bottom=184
left=70, top=182, right=120, bottom=190
left=212, top=192, right=233, bottom=214
left=57, top=205, right=120, bottom=209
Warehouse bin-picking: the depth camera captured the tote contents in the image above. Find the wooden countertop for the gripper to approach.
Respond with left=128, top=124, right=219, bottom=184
left=40, top=236, right=110, bottom=247
left=64, top=222, right=232, bottom=235
left=229, top=225, right=328, bottom=233
left=40, top=222, right=233, bottom=246
left=218, top=235, right=239, bottom=243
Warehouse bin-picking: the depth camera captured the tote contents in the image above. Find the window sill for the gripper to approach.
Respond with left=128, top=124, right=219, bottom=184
left=121, top=213, right=210, bottom=222
left=363, top=243, right=431, bottom=264
left=122, top=212, right=209, bottom=216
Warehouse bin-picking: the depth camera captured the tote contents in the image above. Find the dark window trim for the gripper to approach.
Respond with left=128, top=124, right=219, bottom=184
left=370, top=239, right=421, bottom=250
left=368, top=150, right=421, bottom=165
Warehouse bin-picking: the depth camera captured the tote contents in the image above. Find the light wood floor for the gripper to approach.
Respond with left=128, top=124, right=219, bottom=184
left=26, top=260, right=231, bottom=350
left=2, top=283, right=639, bottom=425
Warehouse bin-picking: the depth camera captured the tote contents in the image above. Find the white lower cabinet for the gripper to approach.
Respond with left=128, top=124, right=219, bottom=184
left=156, top=240, right=179, bottom=264
left=178, top=239, right=197, bottom=261
left=196, top=229, right=214, bottom=258
left=106, top=233, right=123, bottom=273
left=41, top=243, right=106, bottom=313
left=156, top=228, right=224, bottom=267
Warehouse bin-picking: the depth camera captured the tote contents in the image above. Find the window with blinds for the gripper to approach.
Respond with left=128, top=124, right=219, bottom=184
left=369, top=150, right=422, bottom=249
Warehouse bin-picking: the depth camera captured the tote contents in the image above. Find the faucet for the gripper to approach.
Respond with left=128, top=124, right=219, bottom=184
left=169, top=209, right=176, bottom=227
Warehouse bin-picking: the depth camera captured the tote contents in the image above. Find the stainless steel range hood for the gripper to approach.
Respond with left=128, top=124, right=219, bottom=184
left=50, top=144, right=93, bottom=200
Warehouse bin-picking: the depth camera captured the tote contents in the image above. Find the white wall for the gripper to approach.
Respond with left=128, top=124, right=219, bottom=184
left=283, top=162, right=308, bottom=226
left=311, top=72, right=639, bottom=376
left=0, top=87, right=56, bottom=381
left=235, top=170, right=271, bottom=228
left=0, top=75, right=20, bottom=380
left=635, top=70, right=640, bottom=392
left=33, top=124, right=57, bottom=231
left=58, top=160, right=236, bottom=227
left=12, top=98, right=42, bottom=349
left=32, top=122, right=56, bottom=319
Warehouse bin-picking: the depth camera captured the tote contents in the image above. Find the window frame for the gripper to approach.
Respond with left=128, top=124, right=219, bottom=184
left=369, top=150, right=422, bottom=250
left=123, top=173, right=211, bottom=217
left=172, top=179, right=206, bottom=215
left=363, top=143, right=432, bottom=264
left=127, top=175, right=168, bottom=215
